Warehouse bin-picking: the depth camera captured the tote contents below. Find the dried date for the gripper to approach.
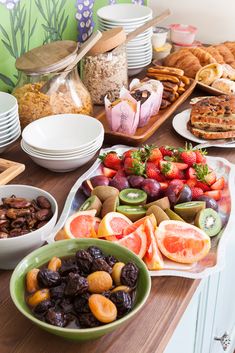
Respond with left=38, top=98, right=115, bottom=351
left=36, top=196, right=51, bottom=209
left=37, top=269, right=61, bottom=288
left=110, top=291, right=132, bottom=317
left=64, top=273, right=88, bottom=296
left=76, top=250, right=93, bottom=275
left=45, top=308, right=67, bottom=327
left=121, top=262, right=139, bottom=288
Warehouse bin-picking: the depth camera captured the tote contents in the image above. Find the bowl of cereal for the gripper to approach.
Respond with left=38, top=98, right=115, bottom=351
left=0, top=185, right=58, bottom=269
left=10, top=238, right=151, bottom=341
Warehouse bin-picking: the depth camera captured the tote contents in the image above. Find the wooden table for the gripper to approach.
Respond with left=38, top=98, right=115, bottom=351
left=1, top=90, right=235, bottom=353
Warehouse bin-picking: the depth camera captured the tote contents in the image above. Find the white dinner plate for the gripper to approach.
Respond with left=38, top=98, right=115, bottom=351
left=172, top=109, right=235, bottom=148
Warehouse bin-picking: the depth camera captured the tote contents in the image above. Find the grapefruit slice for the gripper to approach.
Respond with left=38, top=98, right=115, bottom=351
left=156, top=220, right=211, bottom=264
left=123, top=214, right=157, bottom=235
left=143, top=219, right=164, bottom=270
left=98, top=212, right=132, bottom=241
left=64, top=210, right=100, bottom=239
left=116, top=224, right=147, bottom=258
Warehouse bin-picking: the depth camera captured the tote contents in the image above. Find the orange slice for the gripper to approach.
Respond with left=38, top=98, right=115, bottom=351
left=156, top=220, right=211, bottom=264
left=144, top=219, right=164, bottom=270
left=97, top=212, right=132, bottom=241
left=116, top=224, right=147, bottom=258
left=64, top=210, right=100, bottom=239
left=123, top=214, right=157, bottom=235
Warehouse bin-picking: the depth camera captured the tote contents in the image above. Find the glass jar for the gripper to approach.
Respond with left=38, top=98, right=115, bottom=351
left=81, top=44, right=128, bottom=105
left=13, top=67, right=93, bottom=128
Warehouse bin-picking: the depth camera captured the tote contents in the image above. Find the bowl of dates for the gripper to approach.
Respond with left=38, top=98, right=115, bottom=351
left=0, top=185, right=58, bottom=269
left=10, top=238, right=151, bottom=341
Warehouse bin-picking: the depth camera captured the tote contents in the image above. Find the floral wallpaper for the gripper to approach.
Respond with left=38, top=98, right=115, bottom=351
left=0, top=0, right=146, bottom=92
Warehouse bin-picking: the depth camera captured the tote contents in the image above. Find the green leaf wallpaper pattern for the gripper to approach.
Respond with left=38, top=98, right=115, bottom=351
left=0, top=0, right=147, bottom=92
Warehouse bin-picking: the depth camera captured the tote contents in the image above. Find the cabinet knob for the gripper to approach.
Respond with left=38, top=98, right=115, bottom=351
left=214, top=331, right=231, bottom=351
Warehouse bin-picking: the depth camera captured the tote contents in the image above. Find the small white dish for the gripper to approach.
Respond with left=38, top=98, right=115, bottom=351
left=0, top=108, right=19, bottom=126
left=0, top=131, right=21, bottom=153
left=0, top=126, right=21, bottom=145
left=97, top=4, right=152, bottom=23
left=172, top=109, right=235, bottom=148
left=152, top=26, right=169, bottom=48
left=0, top=92, right=18, bottom=117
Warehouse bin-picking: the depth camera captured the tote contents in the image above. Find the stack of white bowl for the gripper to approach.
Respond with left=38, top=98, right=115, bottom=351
left=21, top=114, right=104, bottom=172
left=97, top=4, right=153, bottom=75
left=0, top=92, right=21, bottom=153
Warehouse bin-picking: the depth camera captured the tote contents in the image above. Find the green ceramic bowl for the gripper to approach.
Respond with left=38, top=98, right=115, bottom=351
left=10, top=238, right=151, bottom=341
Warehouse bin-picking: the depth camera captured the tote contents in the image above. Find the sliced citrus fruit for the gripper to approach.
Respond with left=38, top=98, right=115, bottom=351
left=123, top=214, right=157, bottom=235
left=156, top=220, right=211, bottom=264
left=64, top=210, right=100, bottom=239
left=116, top=224, right=147, bottom=258
left=143, top=219, right=164, bottom=270
left=98, top=212, right=132, bottom=241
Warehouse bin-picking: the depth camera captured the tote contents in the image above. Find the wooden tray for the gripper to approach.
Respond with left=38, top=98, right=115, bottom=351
left=197, top=81, right=227, bottom=96
left=0, top=158, right=25, bottom=185
left=96, top=79, right=196, bottom=146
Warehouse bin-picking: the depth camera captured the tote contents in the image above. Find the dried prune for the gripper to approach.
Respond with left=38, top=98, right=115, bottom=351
left=110, top=291, right=132, bottom=317
left=59, top=298, right=74, bottom=314
left=45, top=308, right=67, bottom=327
left=50, top=283, right=66, bottom=300
left=121, top=262, right=139, bottom=288
left=91, top=258, right=112, bottom=274
left=73, top=293, right=90, bottom=314
left=37, top=269, right=61, bottom=288
left=65, top=273, right=88, bottom=296
left=76, top=250, right=93, bottom=274
left=77, top=312, right=100, bottom=328
left=34, top=299, right=53, bottom=314
left=105, top=255, right=118, bottom=267
left=59, top=258, right=78, bottom=276
left=87, top=246, right=104, bottom=259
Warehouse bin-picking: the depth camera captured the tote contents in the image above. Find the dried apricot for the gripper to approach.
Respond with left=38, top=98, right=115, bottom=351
left=112, top=262, right=125, bottom=286
left=89, top=294, right=117, bottom=323
left=87, top=271, right=113, bottom=294
left=48, top=256, right=62, bottom=271
left=111, top=285, right=131, bottom=293
left=27, top=289, right=50, bottom=307
left=26, top=268, right=40, bottom=293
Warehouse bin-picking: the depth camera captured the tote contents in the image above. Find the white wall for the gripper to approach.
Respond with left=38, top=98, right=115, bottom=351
left=148, top=0, right=235, bottom=44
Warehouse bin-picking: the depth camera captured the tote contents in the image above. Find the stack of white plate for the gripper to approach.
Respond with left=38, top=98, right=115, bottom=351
left=0, top=92, right=21, bottom=153
left=97, top=4, right=153, bottom=75
left=21, top=114, right=104, bottom=172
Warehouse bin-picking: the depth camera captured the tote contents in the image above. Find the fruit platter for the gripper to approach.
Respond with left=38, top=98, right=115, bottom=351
left=48, top=144, right=235, bottom=279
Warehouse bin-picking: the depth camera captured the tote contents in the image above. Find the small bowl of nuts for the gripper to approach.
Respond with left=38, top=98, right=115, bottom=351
left=10, top=238, right=151, bottom=341
left=0, top=185, right=58, bottom=269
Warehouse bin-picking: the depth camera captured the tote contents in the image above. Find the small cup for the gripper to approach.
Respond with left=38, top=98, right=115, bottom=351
left=152, top=26, right=169, bottom=48
left=153, top=43, right=172, bottom=61
left=170, top=24, right=197, bottom=45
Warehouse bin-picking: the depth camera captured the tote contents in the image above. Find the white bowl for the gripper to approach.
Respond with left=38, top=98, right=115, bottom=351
left=127, top=58, right=152, bottom=69
left=0, top=131, right=21, bottom=153
left=22, top=114, right=104, bottom=152
left=0, top=92, right=18, bottom=117
left=0, top=126, right=21, bottom=145
left=97, top=4, right=152, bottom=22
left=98, top=15, right=152, bottom=25
left=0, top=109, right=19, bottom=126
left=0, top=118, right=20, bottom=136
left=0, top=184, right=58, bottom=269
left=128, top=68, right=144, bottom=76
left=0, top=114, right=20, bottom=130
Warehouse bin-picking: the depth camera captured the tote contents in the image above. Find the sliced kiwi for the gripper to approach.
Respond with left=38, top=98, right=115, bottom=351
left=91, top=186, right=119, bottom=202
left=194, top=208, right=222, bottom=237
left=119, top=188, right=147, bottom=206
left=79, top=195, right=102, bottom=216
left=165, top=208, right=185, bottom=222
left=174, top=201, right=206, bottom=222
left=117, top=205, right=146, bottom=222
left=101, top=195, right=119, bottom=218
left=146, top=196, right=170, bottom=210
left=146, top=205, right=169, bottom=225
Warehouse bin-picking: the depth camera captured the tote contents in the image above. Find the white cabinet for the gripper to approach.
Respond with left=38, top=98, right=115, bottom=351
left=164, top=231, right=235, bottom=353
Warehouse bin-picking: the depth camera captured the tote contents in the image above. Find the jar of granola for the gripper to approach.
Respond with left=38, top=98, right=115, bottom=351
left=81, top=28, right=128, bottom=105
left=13, top=40, right=93, bottom=128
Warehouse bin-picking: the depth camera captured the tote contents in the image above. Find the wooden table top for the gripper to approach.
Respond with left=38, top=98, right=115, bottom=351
left=1, top=89, right=235, bottom=353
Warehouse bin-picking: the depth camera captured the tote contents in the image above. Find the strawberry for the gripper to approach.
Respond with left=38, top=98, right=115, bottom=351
left=169, top=179, right=184, bottom=189
left=99, top=152, right=122, bottom=170
left=123, top=149, right=136, bottom=160
left=159, top=182, right=169, bottom=190
left=204, top=171, right=216, bottom=186
left=102, top=166, right=117, bottom=178
left=204, top=190, right=222, bottom=201
left=145, top=162, right=164, bottom=181
left=190, top=186, right=203, bottom=200
left=144, top=145, right=162, bottom=163
left=124, top=157, right=145, bottom=176
left=186, top=178, right=197, bottom=188
left=194, top=163, right=216, bottom=186
left=159, top=145, right=174, bottom=157
left=195, top=181, right=211, bottom=191
left=160, top=161, right=180, bottom=179
left=194, top=149, right=207, bottom=164
left=180, top=149, right=196, bottom=167
left=185, top=167, right=196, bottom=180
left=172, top=162, right=188, bottom=170
left=211, top=177, right=225, bottom=190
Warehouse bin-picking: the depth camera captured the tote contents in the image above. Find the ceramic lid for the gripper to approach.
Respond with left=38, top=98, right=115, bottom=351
left=15, top=40, right=78, bottom=75
left=87, top=27, right=126, bottom=56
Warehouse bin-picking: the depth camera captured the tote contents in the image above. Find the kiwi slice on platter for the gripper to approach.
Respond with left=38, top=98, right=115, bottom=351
left=79, top=195, right=102, bottom=216
left=91, top=186, right=119, bottom=202
left=165, top=208, right=185, bottom=222
left=146, top=205, right=169, bottom=225
left=194, top=208, right=222, bottom=237
left=145, top=196, right=170, bottom=210
left=101, top=195, right=119, bottom=218
left=119, top=188, right=147, bottom=206
left=174, top=201, right=206, bottom=222
left=116, top=205, right=146, bottom=222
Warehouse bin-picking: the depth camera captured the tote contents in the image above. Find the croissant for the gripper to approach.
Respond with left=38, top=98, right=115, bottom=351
left=163, top=49, right=202, bottom=78
left=214, top=44, right=235, bottom=67
left=163, top=49, right=189, bottom=67
left=224, top=41, right=235, bottom=58
left=189, top=47, right=216, bottom=66
left=203, top=46, right=225, bottom=64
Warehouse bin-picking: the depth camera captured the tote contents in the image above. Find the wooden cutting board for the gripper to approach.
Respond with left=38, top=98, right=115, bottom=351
left=0, top=159, right=25, bottom=185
